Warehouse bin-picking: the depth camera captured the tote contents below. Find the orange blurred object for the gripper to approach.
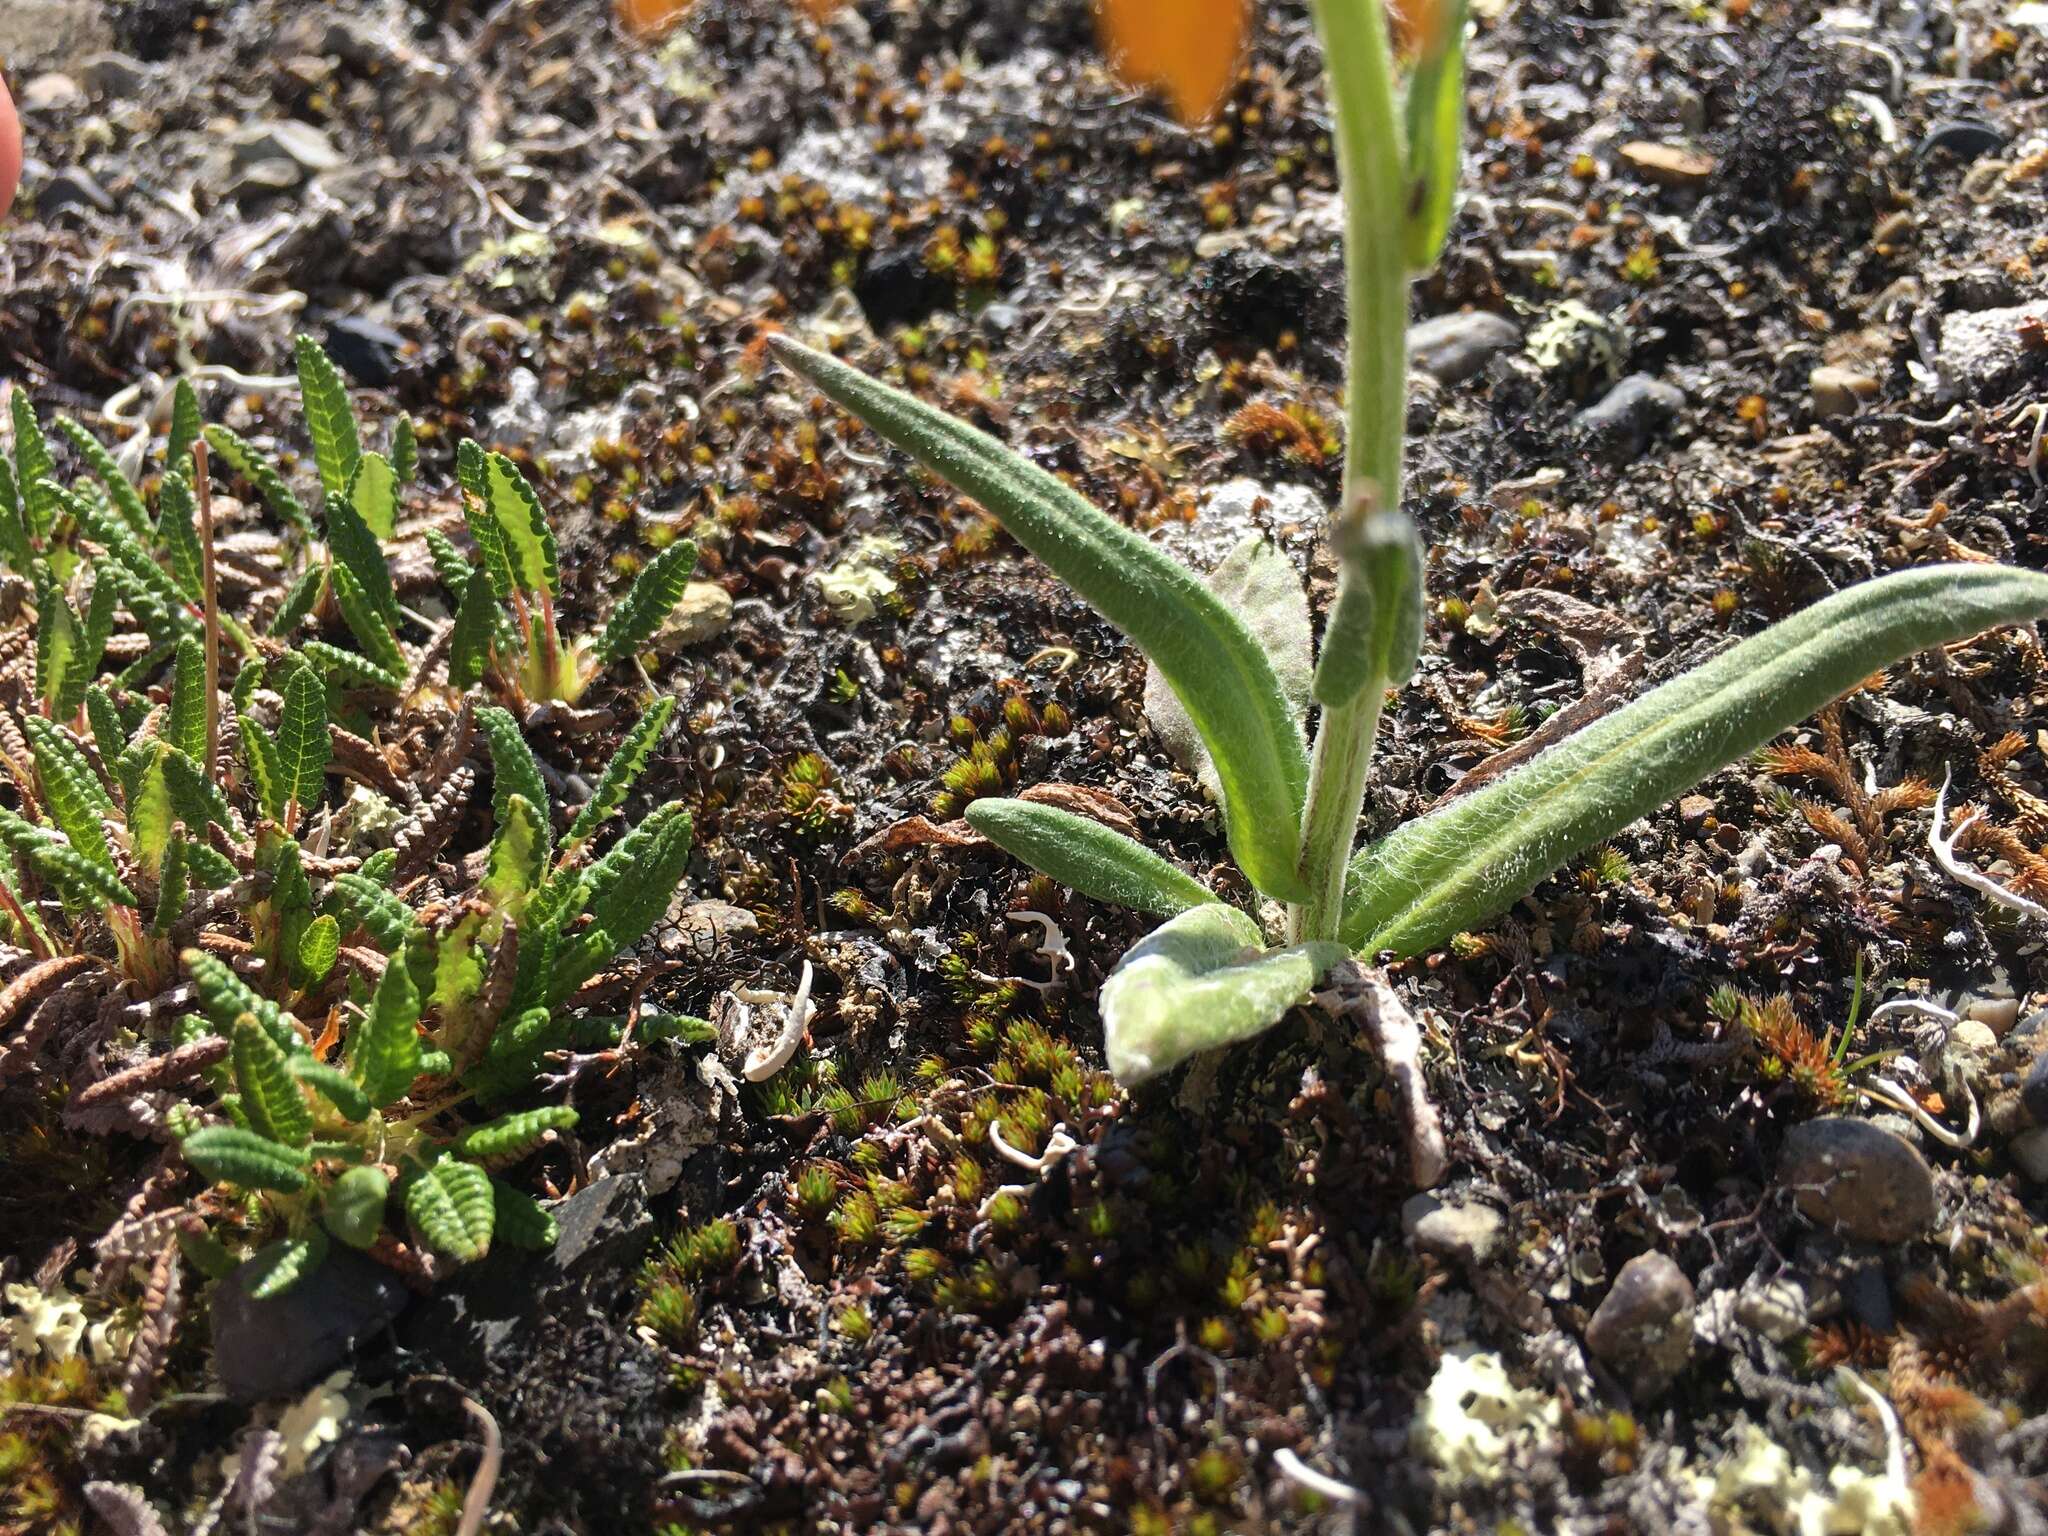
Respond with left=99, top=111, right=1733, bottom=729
left=617, top=0, right=837, bottom=37
left=1095, top=0, right=1250, bottom=125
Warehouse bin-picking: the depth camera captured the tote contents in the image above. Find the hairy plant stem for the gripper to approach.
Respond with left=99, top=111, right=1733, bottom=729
left=1290, top=0, right=1409, bottom=943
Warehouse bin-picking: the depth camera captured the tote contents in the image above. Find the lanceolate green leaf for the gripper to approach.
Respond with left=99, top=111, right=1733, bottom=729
left=350, top=951, right=423, bottom=1108
left=11, top=392, right=58, bottom=538
left=55, top=418, right=150, bottom=540
left=232, top=1016, right=314, bottom=1146
left=324, top=491, right=400, bottom=630
left=1099, top=904, right=1345, bottom=1085
left=180, top=1124, right=308, bottom=1193
left=491, top=1180, right=559, bottom=1249
left=24, top=832, right=138, bottom=909
left=770, top=336, right=1310, bottom=900
left=269, top=563, right=326, bottom=638
left=405, top=1157, right=495, bottom=1263
left=564, top=695, right=674, bottom=849
left=452, top=1104, right=576, bottom=1161
left=327, top=872, right=420, bottom=950
left=447, top=567, right=496, bottom=691
left=183, top=948, right=301, bottom=1054
left=166, top=378, right=203, bottom=478
left=1344, top=564, right=2048, bottom=957
left=278, top=662, right=331, bottom=819
left=593, top=540, right=698, bottom=666
left=246, top=1230, right=327, bottom=1300
left=1401, top=0, right=1467, bottom=272
left=329, top=558, right=405, bottom=675
left=295, top=912, right=341, bottom=984
left=964, top=799, right=1216, bottom=917
left=1314, top=505, right=1423, bottom=708
left=33, top=573, right=79, bottom=715
left=296, top=334, right=362, bottom=498
left=169, top=635, right=208, bottom=762
left=347, top=449, right=400, bottom=540
left=476, top=705, right=550, bottom=852
left=483, top=451, right=559, bottom=598
left=204, top=424, right=313, bottom=537
left=551, top=802, right=692, bottom=1000
left=391, top=414, right=418, bottom=485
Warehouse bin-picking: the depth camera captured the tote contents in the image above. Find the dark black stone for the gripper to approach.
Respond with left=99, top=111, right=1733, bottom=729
left=2022, top=1038, right=2048, bottom=1127
left=323, top=317, right=411, bottom=389
left=398, top=1175, right=652, bottom=1379
left=1839, top=1261, right=1894, bottom=1334
left=38, top=168, right=115, bottom=216
left=210, top=1248, right=410, bottom=1403
left=853, top=245, right=954, bottom=334
left=1573, top=373, right=1685, bottom=457
left=1916, top=119, right=2005, bottom=162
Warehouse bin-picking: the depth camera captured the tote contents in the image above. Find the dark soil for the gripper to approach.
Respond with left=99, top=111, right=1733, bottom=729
left=7, top=0, right=2048, bottom=1532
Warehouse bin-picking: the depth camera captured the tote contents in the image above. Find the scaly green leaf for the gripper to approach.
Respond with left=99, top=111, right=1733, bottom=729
left=166, top=378, right=202, bottom=479
left=770, top=336, right=1309, bottom=899
left=246, top=1229, right=328, bottom=1299
left=452, top=1105, right=576, bottom=1161
left=180, top=1124, right=308, bottom=1193
left=11, top=393, right=58, bottom=538
left=24, top=717, right=115, bottom=872
left=239, top=715, right=285, bottom=822
left=592, top=540, right=698, bottom=667
left=447, top=567, right=496, bottom=691
left=287, top=1052, right=367, bottom=1121
left=483, top=451, right=559, bottom=598
left=457, top=439, right=515, bottom=600
left=168, top=635, right=209, bottom=762
left=295, top=913, right=341, bottom=984
left=491, top=1180, right=559, bottom=1249
left=476, top=705, right=550, bottom=853
left=484, top=792, right=546, bottom=908
left=55, top=417, right=150, bottom=540
left=564, top=696, right=674, bottom=849
left=156, top=471, right=204, bottom=603
left=278, top=661, right=331, bottom=819
left=348, top=448, right=400, bottom=540
left=1344, top=563, right=2048, bottom=956
left=203, top=424, right=313, bottom=537
left=349, top=950, right=423, bottom=1108
left=232, top=1016, right=314, bottom=1146
left=405, top=1157, right=495, bottom=1263
left=295, top=335, right=361, bottom=498
left=324, top=489, right=400, bottom=630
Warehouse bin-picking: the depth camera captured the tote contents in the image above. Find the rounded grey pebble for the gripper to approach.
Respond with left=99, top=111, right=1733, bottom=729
left=1585, top=1252, right=1695, bottom=1400
left=1779, top=1116, right=1936, bottom=1243
left=1401, top=1192, right=1504, bottom=1267
left=1407, top=311, right=1520, bottom=385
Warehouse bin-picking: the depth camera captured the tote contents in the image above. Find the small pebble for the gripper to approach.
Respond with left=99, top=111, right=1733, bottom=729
left=1619, top=141, right=1716, bottom=186
left=1965, top=995, right=2019, bottom=1035
left=1572, top=374, right=1684, bottom=456
left=2009, top=1126, right=2048, bottom=1183
left=19, top=73, right=82, bottom=111
left=1402, top=1192, right=1505, bottom=1267
left=1584, top=1252, right=1694, bottom=1400
left=657, top=580, right=734, bottom=650
left=1779, top=1117, right=1936, bottom=1243
left=76, top=51, right=148, bottom=98
left=1735, top=1270, right=1839, bottom=1343
left=2022, top=1046, right=2048, bottom=1126
left=1809, top=365, right=1878, bottom=418
left=1408, top=311, right=1520, bottom=385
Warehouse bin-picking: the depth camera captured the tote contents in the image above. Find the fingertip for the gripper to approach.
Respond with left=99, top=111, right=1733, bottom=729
left=0, top=73, right=19, bottom=222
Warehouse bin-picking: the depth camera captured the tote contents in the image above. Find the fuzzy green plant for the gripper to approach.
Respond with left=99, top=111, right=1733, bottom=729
left=769, top=1, right=2048, bottom=1086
